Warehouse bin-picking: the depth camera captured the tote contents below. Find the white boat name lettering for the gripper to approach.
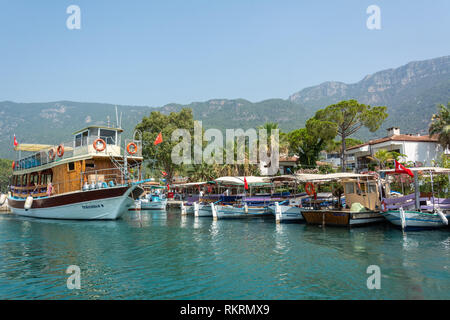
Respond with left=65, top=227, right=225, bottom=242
left=82, top=204, right=104, bottom=209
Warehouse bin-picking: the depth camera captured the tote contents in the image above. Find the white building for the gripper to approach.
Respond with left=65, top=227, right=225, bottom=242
left=345, top=127, right=446, bottom=171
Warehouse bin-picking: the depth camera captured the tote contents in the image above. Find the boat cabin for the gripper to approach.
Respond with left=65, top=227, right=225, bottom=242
left=10, top=126, right=143, bottom=199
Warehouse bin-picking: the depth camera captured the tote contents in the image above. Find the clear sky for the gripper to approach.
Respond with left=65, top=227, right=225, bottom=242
left=0, top=0, right=449, bottom=107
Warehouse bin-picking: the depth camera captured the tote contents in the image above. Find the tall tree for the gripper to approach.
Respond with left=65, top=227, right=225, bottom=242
left=313, top=100, right=388, bottom=171
left=429, top=102, right=450, bottom=151
left=288, top=119, right=336, bottom=167
left=135, top=108, right=195, bottom=183
left=0, top=159, right=13, bottom=193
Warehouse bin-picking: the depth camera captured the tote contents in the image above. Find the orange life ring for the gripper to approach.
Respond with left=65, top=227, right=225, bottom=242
left=48, top=147, right=56, bottom=161
left=93, top=138, right=106, bottom=152
left=57, top=144, right=64, bottom=157
left=126, top=142, right=138, bottom=155
left=305, top=182, right=316, bottom=196
left=12, top=161, right=15, bottom=170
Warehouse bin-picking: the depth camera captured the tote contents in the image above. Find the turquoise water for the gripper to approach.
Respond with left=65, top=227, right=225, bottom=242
left=0, top=209, right=449, bottom=300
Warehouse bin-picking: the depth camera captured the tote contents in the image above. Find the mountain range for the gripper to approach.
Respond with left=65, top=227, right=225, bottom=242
left=1, top=55, right=449, bottom=159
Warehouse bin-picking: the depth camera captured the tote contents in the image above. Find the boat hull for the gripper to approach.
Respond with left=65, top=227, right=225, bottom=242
left=268, top=205, right=304, bottom=222
left=7, top=186, right=141, bottom=220
left=214, top=205, right=270, bottom=219
left=196, top=204, right=213, bottom=217
left=301, top=210, right=385, bottom=227
left=381, top=210, right=450, bottom=230
left=139, top=198, right=167, bottom=210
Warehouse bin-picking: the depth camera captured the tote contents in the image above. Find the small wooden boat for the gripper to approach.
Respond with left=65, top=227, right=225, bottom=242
left=268, top=200, right=304, bottom=222
left=138, top=186, right=168, bottom=210
left=212, top=203, right=270, bottom=219
left=380, top=167, right=450, bottom=230
left=291, top=173, right=386, bottom=227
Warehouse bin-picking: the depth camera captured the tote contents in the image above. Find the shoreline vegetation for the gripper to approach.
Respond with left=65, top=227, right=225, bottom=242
left=2, top=101, right=449, bottom=196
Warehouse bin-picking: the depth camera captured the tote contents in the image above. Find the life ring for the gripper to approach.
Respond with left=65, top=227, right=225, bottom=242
left=48, top=148, right=56, bottom=161
left=381, top=200, right=387, bottom=212
left=93, top=138, right=106, bottom=152
left=126, top=142, right=138, bottom=155
left=12, top=161, right=15, bottom=170
left=305, top=182, right=316, bottom=196
left=57, top=144, right=64, bottom=157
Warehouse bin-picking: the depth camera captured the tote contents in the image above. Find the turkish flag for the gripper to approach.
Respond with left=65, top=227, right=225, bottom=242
left=244, top=177, right=249, bottom=190
left=161, top=171, right=167, bottom=176
left=13, top=134, right=18, bottom=147
left=394, top=160, right=414, bottom=177
left=154, top=132, right=163, bottom=145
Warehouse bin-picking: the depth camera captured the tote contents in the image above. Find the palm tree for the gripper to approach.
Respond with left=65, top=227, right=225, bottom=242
left=429, top=103, right=450, bottom=150
left=368, top=149, right=406, bottom=169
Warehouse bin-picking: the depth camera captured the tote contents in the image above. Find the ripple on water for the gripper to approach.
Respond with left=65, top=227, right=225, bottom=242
left=0, top=212, right=449, bottom=299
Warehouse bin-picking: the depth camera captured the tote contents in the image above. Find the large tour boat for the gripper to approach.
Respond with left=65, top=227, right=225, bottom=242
left=4, top=125, right=145, bottom=220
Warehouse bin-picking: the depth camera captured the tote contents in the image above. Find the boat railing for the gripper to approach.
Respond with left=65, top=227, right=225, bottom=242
left=383, top=193, right=450, bottom=211
left=10, top=166, right=143, bottom=198
left=13, top=137, right=142, bottom=172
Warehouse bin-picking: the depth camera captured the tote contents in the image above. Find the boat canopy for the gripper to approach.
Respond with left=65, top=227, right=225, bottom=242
left=14, top=144, right=75, bottom=152
left=214, top=176, right=271, bottom=186
left=380, top=167, right=450, bottom=174
left=172, top=181, right=208, bottom=188
left=271, top=172, right=375, bottom=183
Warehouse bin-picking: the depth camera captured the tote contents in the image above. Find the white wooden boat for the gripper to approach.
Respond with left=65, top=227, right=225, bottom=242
left=380, top=167, right=450, bottom=230
left=212, top=203, right=270, bottom=219
left=139, top=193, right=167, bottom=210
left=268, top=200, right=304, bottom=222
left=381, top=209, right=449, bottom=230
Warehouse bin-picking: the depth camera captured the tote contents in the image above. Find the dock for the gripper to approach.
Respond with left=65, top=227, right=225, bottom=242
left=167, top=200, right=184, bottom=208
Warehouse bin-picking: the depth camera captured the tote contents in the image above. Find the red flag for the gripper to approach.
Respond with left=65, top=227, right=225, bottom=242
left=13, top=134, right=18, bottom=147
left=244, top=177, right=249, bottom=190
left=154, top=132, right=163, bottom=146
left=161, top=171, right=167, bottom=176
left=394, top=160, right=414, bottom=178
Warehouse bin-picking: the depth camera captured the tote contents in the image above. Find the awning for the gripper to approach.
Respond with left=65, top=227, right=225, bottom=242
left=14, top=144, right=54, bottom=152
left=214, top=176, right=271, bottom=186
left=380, top=167, right=450, bottom=174
left=14, top=144, right=74, bottom=152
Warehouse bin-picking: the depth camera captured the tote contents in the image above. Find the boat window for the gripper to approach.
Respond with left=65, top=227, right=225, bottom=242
left=75, top=134, right=82, bottom=147
left=82, top=131, right=88, bottom=145
left=368, top=183, right=377, bottom=194
left=68, top=162, right=75, bottom=171
left=99, top=129, right=116, bottom=145
left=345, top=182, right=354, bottom=194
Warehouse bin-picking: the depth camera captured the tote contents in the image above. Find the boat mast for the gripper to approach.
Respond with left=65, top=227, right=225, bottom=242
left=414, top=171, right=420, bottom=211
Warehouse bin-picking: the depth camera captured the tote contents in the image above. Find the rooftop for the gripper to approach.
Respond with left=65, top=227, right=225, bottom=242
left=346, top=134, right=439, bottom=151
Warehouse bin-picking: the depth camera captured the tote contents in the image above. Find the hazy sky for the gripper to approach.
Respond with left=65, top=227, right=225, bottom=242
left=1, top=0, right=449, bottom=106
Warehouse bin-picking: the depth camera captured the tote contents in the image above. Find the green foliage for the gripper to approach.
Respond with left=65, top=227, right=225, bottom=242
left=0, top=159, right=13, bottom=193
left=368, top=149, right=407, bottom=169
left=313, top=99, right=388, bottom=170
left=287, top=118, right=337, bottom=167
left=135, top=108, right=195, bottom=183
left=325, top=138, right=364, bottom=153
left=429, top=102, right=450, bottom=150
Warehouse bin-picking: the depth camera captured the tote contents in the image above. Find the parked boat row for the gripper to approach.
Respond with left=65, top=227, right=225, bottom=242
left=172, top=170, right=450, bottom=231
left=2, top=124, right=448, bottom=231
